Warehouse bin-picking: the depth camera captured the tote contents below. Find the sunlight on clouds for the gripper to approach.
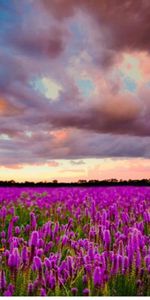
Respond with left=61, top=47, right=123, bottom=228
left=0, top=134, right=10, bottom=140
left=25, top=131, right=32, bottom=138
left=32, top=77, right=62, bottom=100
left=0, top=98, right=7, bottom=113
left=41, top=77, right=62, bottom=100
left=120, top=53, right=142, bottom=82
left=51, top=129, right=68, bottom=142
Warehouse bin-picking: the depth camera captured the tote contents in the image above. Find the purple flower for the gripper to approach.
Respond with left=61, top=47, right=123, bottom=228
left=0, top=270, right=6, bottom=290
left=93, top=267, right=103, bottom=287
left=41, top=288, right=46, bottom=296
left=49, top=274, right=56, bottom=290
left=33, top=256, right=42, bottom=271
left=8, top=248, right=20, bottom=269
left=85, top=264, right=92, bottom=276
left=30, top=212, right=37, bottom=230
left=29, top=231, right=39, bottom=247
left=38, top=238, right=44, bottom=248
left=3, top=290, right=13, bottom=296
left=36, top=248, right=44, bottom=257
left=71, top=287, right=78, bottom=296
left=54, top=222, right=59, bottom=235
left=15, top=226, right=21, bottom=235
left=1, top=206, right=7, bottom=219
left=136, top=250, right=141, bottom=269
left=62, top=235, right=68, bottom=247
left=21, top=246, right=28, bottom=265
left=144, top=255, right=150, bottom=268
left=103, top=229, right=111, bottom=249
left=3, top=284, right=14, bottom=296
left=83, top=288, right=90, bottom=296
left=44, top=257, right=51, bottom=269
left=44, top=241, right=53, bottom=254
left=8, top=222, right=13, bottom=239
left=88, top=246, right=94, bottom=260
left=1, top=238, right=6, bottom=245
left=121, top=255, right=129, bottom=273
left=28, top=283, right=33, bottom=296
left=25, top=224, right=30, bottom=233
left=82, top=274, right=88, bottom=285
left=33, top=279, right=40, bottom=291
left=0, top=231, right=6, bottom=238
left=12, top=216, right=19, bottom=223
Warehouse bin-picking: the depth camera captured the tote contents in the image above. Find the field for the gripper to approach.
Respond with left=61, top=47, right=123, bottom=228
left=0, top=186, right=150, bottom=296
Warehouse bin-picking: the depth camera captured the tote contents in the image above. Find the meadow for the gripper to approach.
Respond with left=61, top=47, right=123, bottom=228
left=0, top=186, right=150, bottom=296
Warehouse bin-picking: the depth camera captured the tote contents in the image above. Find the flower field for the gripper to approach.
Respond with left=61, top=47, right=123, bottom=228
left=0, top=186, right=150, bottom=296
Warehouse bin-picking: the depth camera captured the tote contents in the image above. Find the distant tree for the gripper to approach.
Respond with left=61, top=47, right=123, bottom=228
left=52, top=179, right=58, bottom=184
left=78, top=180, right=87, bottom=184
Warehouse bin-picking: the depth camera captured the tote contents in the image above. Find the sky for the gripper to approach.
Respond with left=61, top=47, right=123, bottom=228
left=0, top=0, right=150, bottom=182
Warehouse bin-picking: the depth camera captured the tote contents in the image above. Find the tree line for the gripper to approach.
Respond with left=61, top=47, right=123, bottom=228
left=0, top=178, right=150, bottom=187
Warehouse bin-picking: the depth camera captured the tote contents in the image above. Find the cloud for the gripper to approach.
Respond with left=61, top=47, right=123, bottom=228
left=70, top=160, right=85, bottom=165
left=0, top=0, right=150, bottom=170
left=41, top=0, right=150, bottom=65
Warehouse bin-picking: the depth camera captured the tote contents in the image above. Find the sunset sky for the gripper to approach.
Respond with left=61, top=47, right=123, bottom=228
left=0, top=0, right=150, bottom=182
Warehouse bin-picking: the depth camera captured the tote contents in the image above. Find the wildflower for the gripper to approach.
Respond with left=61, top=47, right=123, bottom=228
left=29, top=231, right=39, bottom=247
left=8, top=247, right=20, bottom=269
left=3, top=290, right=12, bottom=296
left=111, top=254, right=119, bottom=274
left=62, top=235, right=68, bottom=247
left=30, top=212, right=37, bottom=230
left=144, top=255, right=150, bottom=268
left=33, top=256, right=42, bottom=272
left=0, top=231, right=6, bottom=238
left=121, top=255, right=129, bottom=273
left=71, top=287, right=78, bottom=296
left=85, top=264, right=92, bottom=276
left=0, top=270, right=6, bottom=290
left=44, top=257, right=51, bottom=269
left=1, top=206, right=7, bottom=219
left=3, top=284, right=14, bottom=296
left=38, top=238, right=44, bottom=248
left=15, top=226, right=21, bottom=235
left=28, top=283, right=33, bottom=296
left=36, top=248, right=44, bottom=257
left=41, top=288, right=46, bottom=296
left=21, top=246, right=28, bottom=265
left=33, top=279, right=40, bottom=291
left=44, top=241, right=53, bottom=254
left=93, top=266, right=103, bottom=287
left=83, top=288, right=90, bottom=296
left=12, top=216, right=19, bottom=223
left=8, top=222, right=13, bottom=239
left=82, top=274, right=88, bottom=285
left=103, top=229, right=111, bottom=250
left=25, top=224, right=30, bottom=233
left=136, top=250, right=141, bottom=270
left=49, top=274, right=56, bottom=290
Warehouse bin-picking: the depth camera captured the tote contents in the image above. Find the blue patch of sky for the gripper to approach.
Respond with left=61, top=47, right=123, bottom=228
left=123, top=77, right=137, bottom=92
left=0, top=2, right=21, bottom=39
left=119, top=71, right=137, bottom=93
left=77, top=79, right=94, bottom=97
left=0, top=1, right=31, bottom=35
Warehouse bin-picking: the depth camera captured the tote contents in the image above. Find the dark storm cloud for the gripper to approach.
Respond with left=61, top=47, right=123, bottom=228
left=41, top=0, right=150, bottom=52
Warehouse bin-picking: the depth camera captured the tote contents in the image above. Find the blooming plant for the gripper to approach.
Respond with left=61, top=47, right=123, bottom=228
left=0, top=187, right=150, bottom=296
